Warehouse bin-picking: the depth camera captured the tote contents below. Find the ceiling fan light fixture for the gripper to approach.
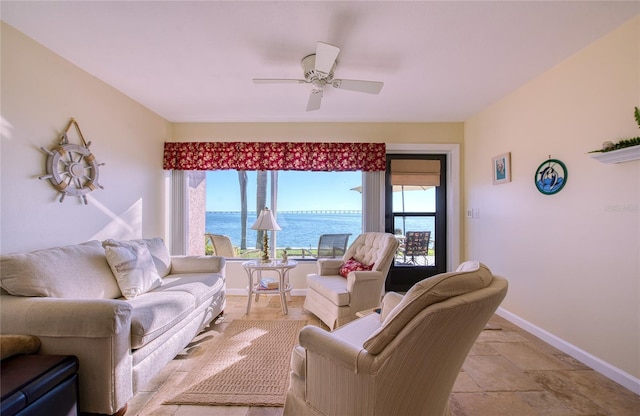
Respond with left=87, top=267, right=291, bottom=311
left=301, top=54, right=335, bottom=81
left=312, top=79, right=327, bottom=89
left=253, top=41, right=384, bottom=111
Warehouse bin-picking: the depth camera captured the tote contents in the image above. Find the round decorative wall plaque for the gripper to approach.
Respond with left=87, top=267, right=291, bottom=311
left=534, top=158, right=567, bottom=195
left=39, top=118, right=104, bottom=204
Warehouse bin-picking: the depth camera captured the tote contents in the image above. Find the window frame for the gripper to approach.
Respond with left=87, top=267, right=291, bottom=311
left=169, top=143, right=460, bottom=271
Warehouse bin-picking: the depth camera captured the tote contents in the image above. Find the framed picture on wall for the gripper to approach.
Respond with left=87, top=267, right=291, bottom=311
left=492, top=152, right=511, bottom=185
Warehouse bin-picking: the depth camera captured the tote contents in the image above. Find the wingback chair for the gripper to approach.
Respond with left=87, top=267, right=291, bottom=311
left=303, top=232, right=399, bottom=330
left=285, top=261, right=508, bottom=416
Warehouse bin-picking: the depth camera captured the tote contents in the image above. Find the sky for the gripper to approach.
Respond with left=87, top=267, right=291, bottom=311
left=206, top=170, right=362, bottom=212
left=205, top=170, right=436, bottom=212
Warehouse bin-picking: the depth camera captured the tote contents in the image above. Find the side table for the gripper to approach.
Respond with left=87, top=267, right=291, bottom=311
left=1, top=354, right=79, bottom=416
left=242, top=260, right=297, bottom=315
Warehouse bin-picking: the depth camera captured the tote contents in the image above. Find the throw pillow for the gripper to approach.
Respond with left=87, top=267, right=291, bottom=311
left=102, top=240, right=162, bottom=299
left=133, top=237, right=172, bottom=277
left=339, top=257, right=374, bottom=278
left=0, top=240, right=122, bottom=299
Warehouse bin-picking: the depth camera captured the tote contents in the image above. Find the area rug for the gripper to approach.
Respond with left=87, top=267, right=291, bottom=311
left=164, top=319, right=305, bottom=407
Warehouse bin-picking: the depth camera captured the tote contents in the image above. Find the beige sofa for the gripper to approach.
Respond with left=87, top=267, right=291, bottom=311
left=0, top=238, right=226, bottom=415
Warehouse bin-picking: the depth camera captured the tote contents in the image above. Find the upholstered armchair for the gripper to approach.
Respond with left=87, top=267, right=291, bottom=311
left=303, top=232, right=399, bottom=330
left=285, top=261, right=508, bottom=416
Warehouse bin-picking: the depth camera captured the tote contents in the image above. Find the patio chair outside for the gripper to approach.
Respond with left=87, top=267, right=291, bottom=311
left=403, top=230, right=431, bottom=265
left=205, top=233, right=237, bottom=257
left=302, top=233, right=352, bottom=258
left=316, top=233, right=352, bottom=258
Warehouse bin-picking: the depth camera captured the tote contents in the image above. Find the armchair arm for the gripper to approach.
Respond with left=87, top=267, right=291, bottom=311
left=346, top=270, right=383, bottom=292
left=298, top=325, right=363, bottom=372
left=316, top=258, right=344, bottom=275
left=170, top=255, right=225, bottom=274
left=0, top=295, right=132, bottom=337
left=345, top=270, right=386, bottom=315
left=300, top=325, right=377, bottom=415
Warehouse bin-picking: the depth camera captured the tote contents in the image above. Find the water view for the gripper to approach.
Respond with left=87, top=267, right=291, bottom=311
left=206, top=211, right=361, bottom=250
left=206, top=211, right=435, bottom=250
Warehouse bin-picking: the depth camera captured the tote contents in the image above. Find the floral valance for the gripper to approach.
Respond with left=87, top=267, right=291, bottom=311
left=163, top=142, right=386, bottom=171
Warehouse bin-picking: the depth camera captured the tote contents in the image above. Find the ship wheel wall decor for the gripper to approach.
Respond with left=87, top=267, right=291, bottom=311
left=39, top=118, right=104, bottom=204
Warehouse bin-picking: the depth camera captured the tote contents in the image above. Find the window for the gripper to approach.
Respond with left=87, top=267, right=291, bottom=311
left=205, top=170, right=363, bottom=258
left=170, top=142, right=458, bottom=268
left=385, top=154, right=448, bottom=291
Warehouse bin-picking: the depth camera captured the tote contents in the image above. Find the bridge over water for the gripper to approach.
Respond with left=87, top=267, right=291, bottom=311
left=208, top=210, right=362, bottom=215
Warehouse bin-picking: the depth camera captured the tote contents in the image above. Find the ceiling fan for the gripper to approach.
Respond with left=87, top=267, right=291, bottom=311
left=253, top=41, right=384, bottom=111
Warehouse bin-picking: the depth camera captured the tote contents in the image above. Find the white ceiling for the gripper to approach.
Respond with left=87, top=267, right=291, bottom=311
left=1, top=1, right=638, bottom=123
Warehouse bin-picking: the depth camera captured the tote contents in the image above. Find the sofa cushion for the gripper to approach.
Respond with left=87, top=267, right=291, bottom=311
left=127, top=290, right=195, bottom=349
left=306, top=274, right=350, bottom=306
left=133, top=238, right=172, bottom=278
left=363, top=261, right=493, bottom=354
left=0, top=241, right=122, bottom=299
left=158, top=273, right=224, bottom=306
left=339, top=257, right=374, bottom=278
left=103, top=240, right=162, bottom=300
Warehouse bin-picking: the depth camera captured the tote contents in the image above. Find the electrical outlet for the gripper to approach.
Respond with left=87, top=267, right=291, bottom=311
left=472, top=208, right=480, bottom=219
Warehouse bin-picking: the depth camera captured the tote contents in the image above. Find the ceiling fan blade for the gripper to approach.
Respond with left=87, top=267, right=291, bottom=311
left=306, top=89, right=323, bottom=111
left=332, top=79, right=384, bottom=94
left=315, top=42, right=340, bottom=75
left=253, top=78, right=307, bottom=84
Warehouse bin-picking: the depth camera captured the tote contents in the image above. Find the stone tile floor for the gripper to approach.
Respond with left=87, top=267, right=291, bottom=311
left=128, top=295, right=639, bottom=415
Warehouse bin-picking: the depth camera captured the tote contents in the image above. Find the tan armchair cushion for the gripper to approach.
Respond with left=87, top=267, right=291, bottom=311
left=363, top=261, right=493, bottom=354
left=306, top=275, right=350, bottom=306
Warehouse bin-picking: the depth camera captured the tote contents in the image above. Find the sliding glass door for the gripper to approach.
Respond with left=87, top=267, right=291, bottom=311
left=385, top=154, right=447, bottom=291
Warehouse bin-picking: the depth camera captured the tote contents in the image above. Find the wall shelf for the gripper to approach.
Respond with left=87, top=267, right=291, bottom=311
left=589, top=146, right=640, bottom=164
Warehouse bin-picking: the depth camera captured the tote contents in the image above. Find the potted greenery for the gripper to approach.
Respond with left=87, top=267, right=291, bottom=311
left=589, top=107, right=640, bottom=163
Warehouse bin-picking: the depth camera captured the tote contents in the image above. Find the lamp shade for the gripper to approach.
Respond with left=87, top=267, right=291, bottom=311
left=251, top=207, right=281, bottom=231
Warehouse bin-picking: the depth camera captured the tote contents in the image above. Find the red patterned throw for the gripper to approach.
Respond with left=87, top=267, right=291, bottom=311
left=339, top=257, right=374, bottom=278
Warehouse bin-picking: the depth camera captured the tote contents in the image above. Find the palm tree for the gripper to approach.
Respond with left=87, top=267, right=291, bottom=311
left=238, top=171, right=248, bottom=250
left=256, top=171, right=267, bottom=249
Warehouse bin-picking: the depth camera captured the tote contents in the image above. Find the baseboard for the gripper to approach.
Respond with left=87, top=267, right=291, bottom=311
left=496, top=307, right=640, bottom=395
left=226, top=288, right=247, bottom=296
left=226, top=288, right=308, bottom=296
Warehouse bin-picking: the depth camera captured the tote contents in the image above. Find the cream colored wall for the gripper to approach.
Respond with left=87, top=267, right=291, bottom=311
left=0, top=22, right=172, bottom=253
left=465, top=17, right=640, bottom=383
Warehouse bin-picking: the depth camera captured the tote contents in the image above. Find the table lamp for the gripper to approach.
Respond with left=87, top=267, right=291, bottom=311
left=251, top=207, right=281, bottom=262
